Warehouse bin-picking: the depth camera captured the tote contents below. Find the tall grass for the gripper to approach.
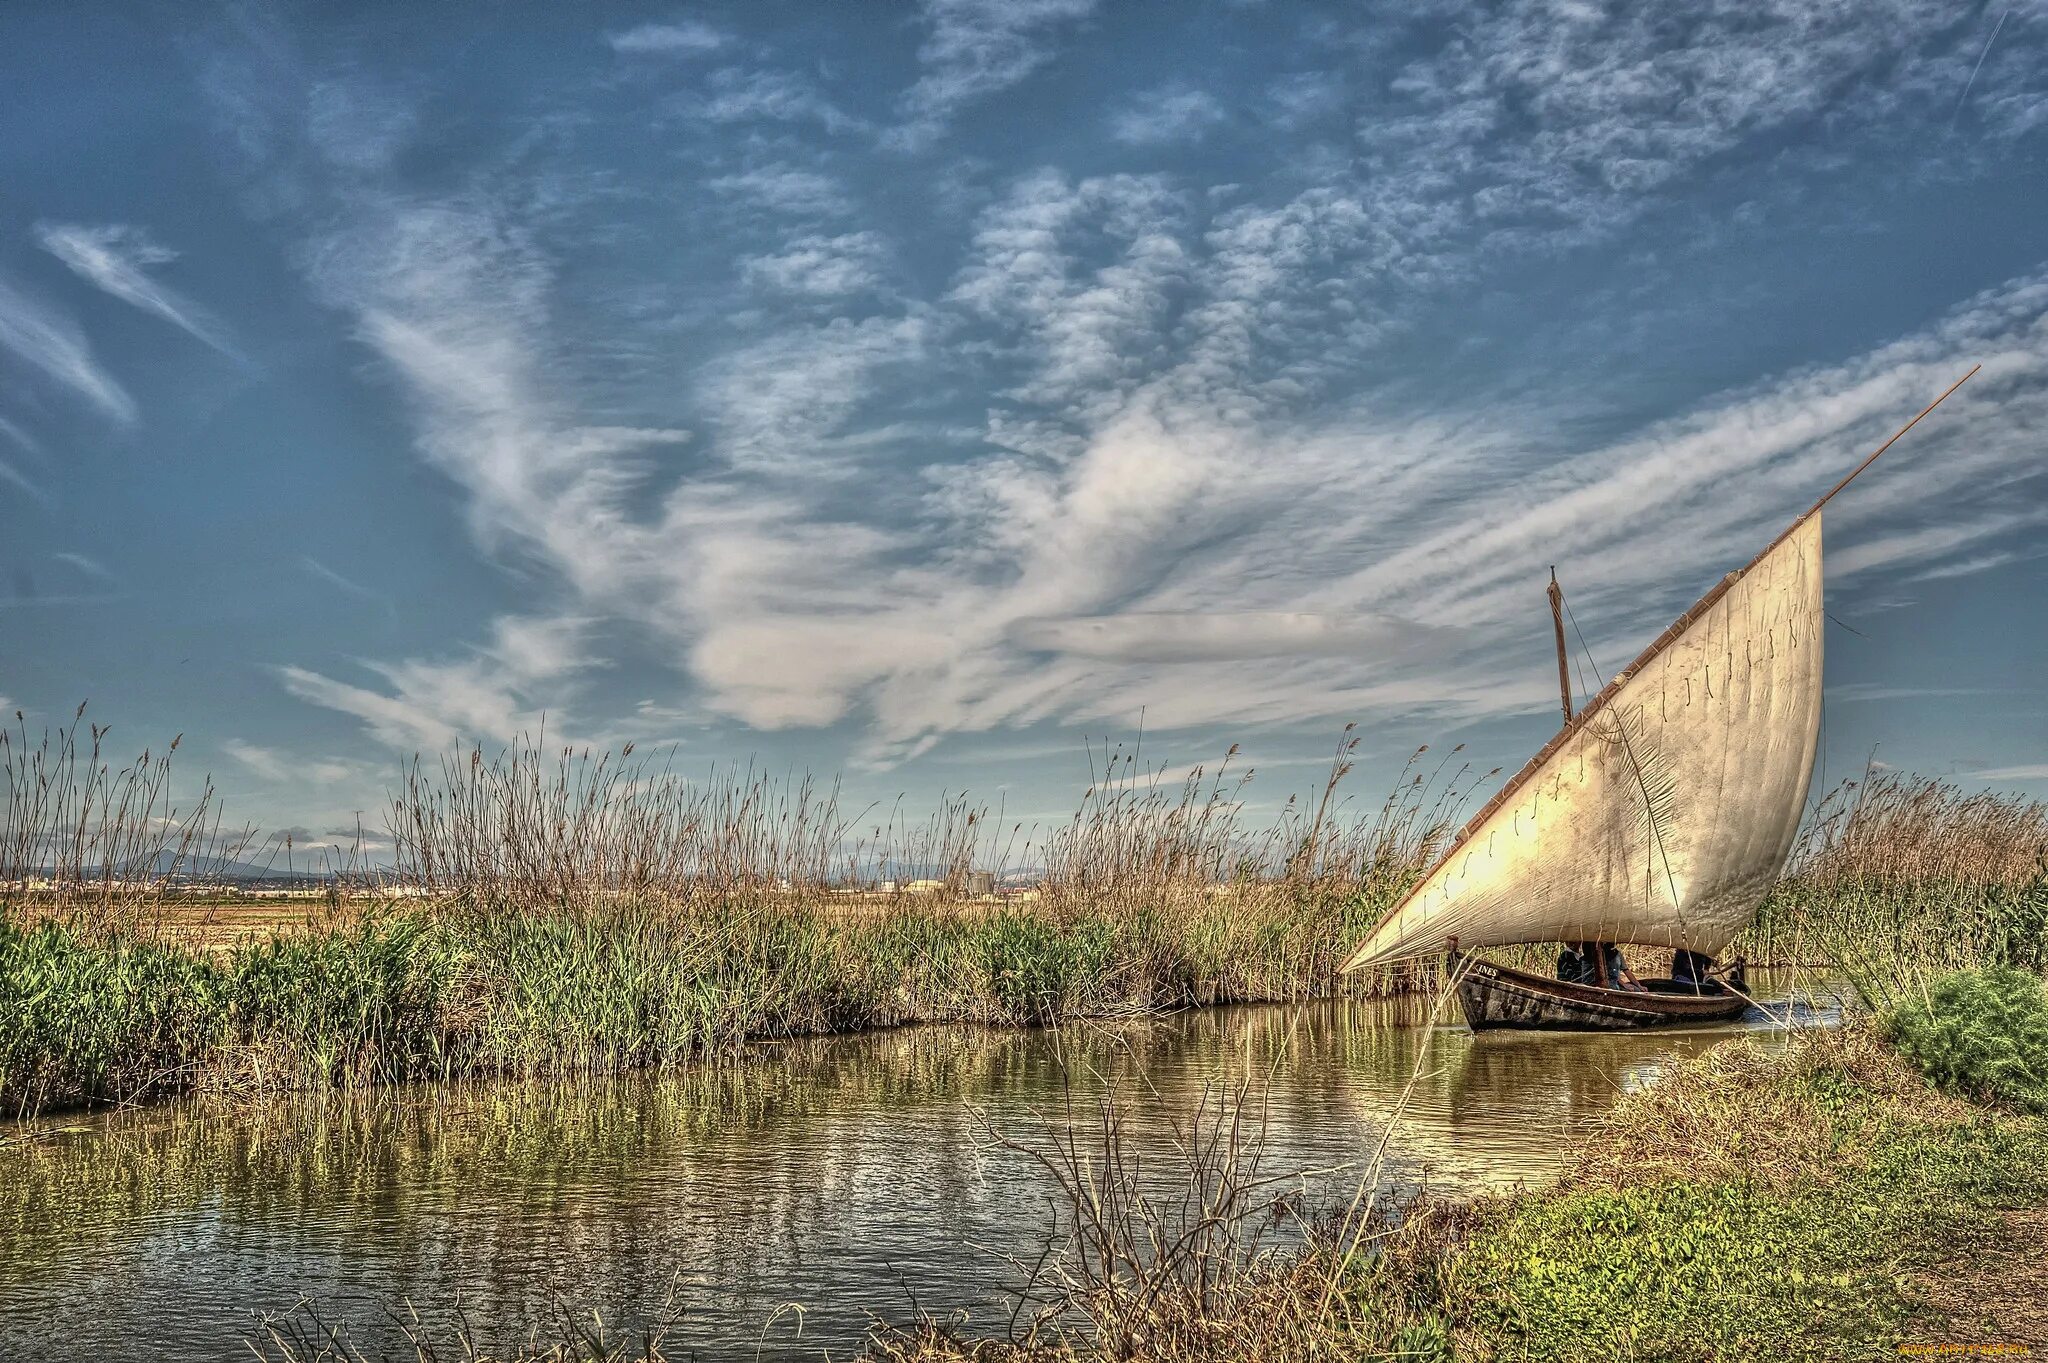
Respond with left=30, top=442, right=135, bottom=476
left=21, top=701, right=2047, bottom=1123
left=1, top=704, right=255, bottom=931
left=1743, top=771, right=2048, bottom=1007
left=0, top=713, right=1484, bottom=1117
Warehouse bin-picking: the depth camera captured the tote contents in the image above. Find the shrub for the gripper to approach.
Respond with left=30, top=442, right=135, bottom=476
left=1882, top=967, right=2048, bottom=1114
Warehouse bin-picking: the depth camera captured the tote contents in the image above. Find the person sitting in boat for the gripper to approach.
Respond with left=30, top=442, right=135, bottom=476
left=1673, top=947, right=1718, bottom=994
left=1673, top=949, right=1748, bottom=996
left=1599, top=942, right=1646, bottom=991
left=1557, top=941, right=1645, bottom=991
left=1556, top=942, right=1596, bottom=985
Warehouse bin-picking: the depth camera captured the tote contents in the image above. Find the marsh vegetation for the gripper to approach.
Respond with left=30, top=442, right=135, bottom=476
left=3, top=713, right=1477, bottom=1118
left=6, top=708, right=2048, bottom=1358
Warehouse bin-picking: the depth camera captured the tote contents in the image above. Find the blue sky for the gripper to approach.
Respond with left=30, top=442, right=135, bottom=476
left=2, top=1, right=2045, bottom=860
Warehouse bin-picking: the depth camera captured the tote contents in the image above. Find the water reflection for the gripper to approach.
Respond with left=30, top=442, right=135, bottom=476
left=0, top=986, right=1825, bottom=1362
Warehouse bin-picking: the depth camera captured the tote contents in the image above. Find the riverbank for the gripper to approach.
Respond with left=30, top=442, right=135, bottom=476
left=874, top=997, right=2048, bottom=1361
left=7, top=848, right=2040, bottom=1121
left=1, top=891, right=1447, bottom=1118
left=228, top=987, right=2048, bottom=1363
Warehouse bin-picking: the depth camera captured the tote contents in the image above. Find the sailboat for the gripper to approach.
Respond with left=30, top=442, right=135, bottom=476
left=1338, top=369, right=1979, bottom=1031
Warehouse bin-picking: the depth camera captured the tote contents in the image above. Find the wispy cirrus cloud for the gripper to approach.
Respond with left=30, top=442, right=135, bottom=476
left=37, top=223, right=243, bottom=359
left=203, top=2, right=2048, bottom=773
left=0, top=275, right=134, bottom=423
left=298, top=556, right=379, bottom=601
left=222, top=739, right=360, bottom=786
left=693, top=68, right=867, bottom=135
left=1009, top=612, right=1461, bottom=664
left=889, top=0, right=1097, bottom=148
left=1970, top=763, right=2048, bottom=782
left=741, top=232, right=890, bottom=298
left=278, top=615, right=597, bottom=752
left=707, top=165, right=852, bottom=218
left=1111, top=85, right=1227, bottom=146
left=607, top=19, right=724, bottom=57
left=52, top=552, right=116, bottom=584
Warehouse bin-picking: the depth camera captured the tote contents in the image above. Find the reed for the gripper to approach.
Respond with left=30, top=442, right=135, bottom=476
left=0, top=703, right=255, bottom=933
left=18, top=701, right=2046, bottom=1124
left=1742, top=771, right=2048, bottom=1007
left=249, top=1298, right=673, bottom=1363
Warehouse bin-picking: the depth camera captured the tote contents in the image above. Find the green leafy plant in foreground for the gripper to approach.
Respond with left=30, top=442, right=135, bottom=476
left=1883, top=966, right=2048, bottom=1114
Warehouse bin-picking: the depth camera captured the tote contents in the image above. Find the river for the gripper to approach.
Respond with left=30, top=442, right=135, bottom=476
left=0, top=985, right=1831, bottom=1361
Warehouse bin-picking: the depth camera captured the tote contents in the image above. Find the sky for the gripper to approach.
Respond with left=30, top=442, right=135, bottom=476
left=1, top=1, right=2046, bottom=864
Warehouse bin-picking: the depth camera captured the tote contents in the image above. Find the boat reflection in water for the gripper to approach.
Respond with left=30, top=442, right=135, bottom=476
left=0, top=985, right=1831, bottom=1363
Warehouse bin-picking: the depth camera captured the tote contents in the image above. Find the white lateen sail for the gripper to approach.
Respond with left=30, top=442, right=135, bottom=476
left=1340, top=512, right=1825, bottom=970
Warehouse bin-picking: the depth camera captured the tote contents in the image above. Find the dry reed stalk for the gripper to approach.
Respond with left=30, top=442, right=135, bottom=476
left=1793, top=770, right=2048, bottom=889
left=0, top=703, right=255, bottom=934
left=382, top=728, right=1484, bottom=946
left=248, top=1293, right=675, bottom=1363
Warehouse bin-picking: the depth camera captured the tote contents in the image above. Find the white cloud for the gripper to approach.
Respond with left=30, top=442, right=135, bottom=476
left=298, top=556, right=381, bottom=601
left=52, top=552, right=116, bottom=584
left=278, top=615, right=596, bottom=754
left=289, top=174, right=2048, bottom=765
left=0, top=453, right=45, bottom=502
left=608, top=20, right=724, bottom=57
left=698, top=312, right=932, bottom=473
left=223, top=739, right=358, bottom=786
left=1009, top=611, right=1457, bottom=663
left=741, top=232, right=889, bottom=297
left=1111, top=85, right=1227, bottom=146
left=0, top=276, right=134, bottom=423
left=890, top=0, right=1097, bottom=148
left=37, top=223, right=242, bottom=358
left=1904, top=548, right=2031, bottom=582
left=707, top=166, right=851, bottom=218
left=695, top=68, right=866, bottom=134
left=1827, top=684, right=2008, bottom=705
left=1971, top=764, right=2048, bottom=782
left=948, top=170, right=1190, bottom=417
left=247, top=18, right=2048, bottom=772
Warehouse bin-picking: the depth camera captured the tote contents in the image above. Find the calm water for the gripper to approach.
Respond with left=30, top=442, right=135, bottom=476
left=0, top=989, right=1829, bottom=1362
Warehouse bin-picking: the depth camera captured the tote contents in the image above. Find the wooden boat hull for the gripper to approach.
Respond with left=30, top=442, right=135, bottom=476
left=1454, top=955, right=1751, bottom=1031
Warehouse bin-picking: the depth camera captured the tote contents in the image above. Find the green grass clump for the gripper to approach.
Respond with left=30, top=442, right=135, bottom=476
left=1883, top=966, right=2048, bottom=1114
left=228, top=915, right=461, bottom=1086
left=967, top=912, right=1118, bottom=1023
left=0, top=919, right=227, bottom=1115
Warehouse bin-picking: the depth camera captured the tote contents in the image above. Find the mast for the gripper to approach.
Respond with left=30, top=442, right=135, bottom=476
left=1547, top=568, right=1573, bottom=729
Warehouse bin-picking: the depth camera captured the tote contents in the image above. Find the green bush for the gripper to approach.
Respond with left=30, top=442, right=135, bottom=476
left=1883, top=966, right=2048, bottom=1114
